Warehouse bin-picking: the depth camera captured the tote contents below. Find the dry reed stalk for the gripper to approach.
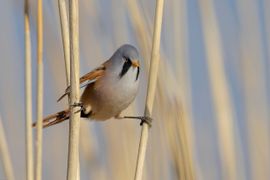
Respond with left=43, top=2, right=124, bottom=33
left=156, top=61, right=196, bottom=180
left=134, top=0, right=164, bottom=180
left=0, top=116, right=15, bottom=180
left=35, top=0, right=44, bottom=179
left=198, top=0, right=238, bottom=179
left=156, top=93, right=186, bottom=179
left=126, top=0, right=150, bottom=65
left=127, top=1, right=196, bottom=179
left=58, top=0, right=70, bottom=84
left=66, top=0, right=81, bottom=179
left=237, top=1, right=270, bottom=179
left=172, top=0, right=191, bottom=108
left=79, top=122, right=102, bottom=180
left=263, top=0, right=270, bottom=65
left=175, top=102, right=195, bottom=180
left=171, top=0, right=196, bottom=179
left=58, top=1, right=80, bottom=179
left=111, top=0, right=128, bottom=45
left=104, top=116, right=139, bottom=180
left=24, top=0, right=34, bottom=179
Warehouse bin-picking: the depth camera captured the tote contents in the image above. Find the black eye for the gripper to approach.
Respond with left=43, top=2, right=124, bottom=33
left=124, top=57, right=130, bottom=63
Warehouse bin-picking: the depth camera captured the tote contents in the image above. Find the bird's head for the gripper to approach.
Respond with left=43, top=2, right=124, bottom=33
left=110, top=44, right=141, bottom=80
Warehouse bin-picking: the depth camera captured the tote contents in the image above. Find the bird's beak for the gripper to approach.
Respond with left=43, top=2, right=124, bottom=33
left=131, top=60, right=140, bottom=68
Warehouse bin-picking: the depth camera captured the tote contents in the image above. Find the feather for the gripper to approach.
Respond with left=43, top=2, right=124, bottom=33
left=119, top=58, right=132, bottom=78
left=32, top=109, right=70, bottom=128
left=57, top=63, right=106, bottom=102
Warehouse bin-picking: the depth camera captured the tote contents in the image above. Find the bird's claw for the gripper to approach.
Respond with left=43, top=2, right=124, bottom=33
left=124, top=116, right=153, bottom=127
left=71, top=102, right=84, bottom=113
left=139, top=116, right=152, bottom=127
left=71, top=102, right=83, bottom=108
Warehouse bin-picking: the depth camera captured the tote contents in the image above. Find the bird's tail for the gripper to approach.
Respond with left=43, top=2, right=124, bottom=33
left=32, top=109, right=70, bottom=128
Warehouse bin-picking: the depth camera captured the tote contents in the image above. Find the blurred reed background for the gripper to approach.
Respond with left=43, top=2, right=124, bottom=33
left=0, top=0, right=270, bottom=179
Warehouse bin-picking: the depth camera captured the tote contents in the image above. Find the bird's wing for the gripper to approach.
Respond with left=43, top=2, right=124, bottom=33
left=57, top=61, right=108, bottom=102
left=78, top=65, right=105, bottom=87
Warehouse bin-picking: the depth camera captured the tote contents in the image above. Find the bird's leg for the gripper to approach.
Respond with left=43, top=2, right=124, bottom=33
left=115, top=114, right=152, bottom=127
left=125, top=116, right=153, bottom=127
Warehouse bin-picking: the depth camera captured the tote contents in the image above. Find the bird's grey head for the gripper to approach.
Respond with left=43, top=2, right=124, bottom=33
left=110, top=44, right=140, bottom=80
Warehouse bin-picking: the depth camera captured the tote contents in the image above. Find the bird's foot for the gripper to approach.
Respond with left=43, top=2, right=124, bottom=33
left=124, top=116, right=153, bottom=127
left=71, top=102, right=84, bottom=113
left=71, top=102, right=83, bottom=108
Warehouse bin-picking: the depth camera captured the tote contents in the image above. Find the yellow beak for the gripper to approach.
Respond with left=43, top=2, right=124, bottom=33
left=131, top=60, right=140, bottom=68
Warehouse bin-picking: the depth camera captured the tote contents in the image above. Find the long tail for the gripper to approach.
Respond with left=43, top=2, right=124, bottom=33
left=32, top=109, right=70, bottom=128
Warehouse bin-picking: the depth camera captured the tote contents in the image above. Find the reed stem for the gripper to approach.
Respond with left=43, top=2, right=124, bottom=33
left=0, top=116, right=15, bottom=180
left=134, top=0, right=164, bottom=179
left=58, top=1, right=80, bottom=179
left=24, top=0, right=34, bottom=179
left=198, top=0, right=238, bottom=179
left=35, top=0, right=44, bottom=179
left=58, top=0, right=71, bottom=84
left=66, top=0, right=80, bottom=179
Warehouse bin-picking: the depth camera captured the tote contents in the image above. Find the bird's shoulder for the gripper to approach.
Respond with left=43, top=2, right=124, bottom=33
left=79, top=60, right=109, bottom=83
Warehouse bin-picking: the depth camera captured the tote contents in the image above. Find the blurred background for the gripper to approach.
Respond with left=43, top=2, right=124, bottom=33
left=0, top=0, right=270, bottom=179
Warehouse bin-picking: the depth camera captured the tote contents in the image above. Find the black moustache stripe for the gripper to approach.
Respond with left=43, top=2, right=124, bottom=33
left=119, top=60, right=132, bottom=78
left=136, top=67, right=140, bottom=81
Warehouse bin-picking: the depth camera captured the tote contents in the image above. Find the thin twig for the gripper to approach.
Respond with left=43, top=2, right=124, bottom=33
left=66, top=0, right=80, bottom=179
left=0, top=115, right=15, bottom=180
left=134, top=0, right=164, bottom=180
left=35, top=0, right=44, bottom=179
left=24, top=0, right=34, bottom=179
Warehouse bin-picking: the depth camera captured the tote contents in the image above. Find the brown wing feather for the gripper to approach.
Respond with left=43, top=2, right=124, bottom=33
left=57, top=61, right=107, bottom=102
left=79, top=66, right=105, bottom=84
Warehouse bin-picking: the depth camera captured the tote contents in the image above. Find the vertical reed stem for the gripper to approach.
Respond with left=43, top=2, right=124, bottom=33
left=237, top=1, right=270, bottom=179
left=134, top=0, right=164, bottom=179
left=198, top=1, right=238, bottom=179
left=35, top=0, right=44, bottom=179
left=58, top=0, right=70, bottom=84
left=0, top=116, right=15, bottom=180
left=67, top=0, right=80, bottom=179
left=24, top=0, right=34, bottom=179
left=58, top=1, right=80, bottom=179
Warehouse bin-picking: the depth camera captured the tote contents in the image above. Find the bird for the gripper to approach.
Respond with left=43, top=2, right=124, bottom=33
left=32, top=44, right=152, bottom=128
